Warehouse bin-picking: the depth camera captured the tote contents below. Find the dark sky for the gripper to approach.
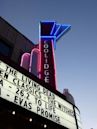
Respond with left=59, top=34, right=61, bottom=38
left=0, top=0, right=97, bottom=129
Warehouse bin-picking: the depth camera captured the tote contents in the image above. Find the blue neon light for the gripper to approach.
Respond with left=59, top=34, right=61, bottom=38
left=50, top=22, right=56, bottom=35
left=40, top=36, right=56, bottom=39
left=53, top=24, right=61, bottom=36
left=56, top=24, right=71, bottom=40
left=40, top=21, right=71, bottom=49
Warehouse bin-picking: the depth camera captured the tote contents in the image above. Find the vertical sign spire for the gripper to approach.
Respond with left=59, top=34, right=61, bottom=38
left=39, top=21, right=71, bottom=89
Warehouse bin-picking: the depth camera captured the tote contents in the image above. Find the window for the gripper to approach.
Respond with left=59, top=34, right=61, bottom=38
left=0, top=40, right=13, bottom=57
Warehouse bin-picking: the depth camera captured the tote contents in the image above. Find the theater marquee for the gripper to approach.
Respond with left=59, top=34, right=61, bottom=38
left=0, top=59, right=77, bottom=129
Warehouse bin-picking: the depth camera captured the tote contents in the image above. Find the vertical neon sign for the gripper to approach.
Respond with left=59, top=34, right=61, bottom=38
left=39, top=21, right=71, bottom=89
left=20, top=21, right=71, bottom=90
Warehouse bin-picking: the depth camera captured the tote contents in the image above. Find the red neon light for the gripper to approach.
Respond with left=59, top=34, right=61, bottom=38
left=20, top=53, right=30, bottom=70
left=51, top=39, right=57, bottom=89
left=20, top=39, right=57, bottom=89
left=20, top=40, right=57, bottom=90
left=20, top=42, right=57, bottom=90
left=39, top=41, right=42, bottom=79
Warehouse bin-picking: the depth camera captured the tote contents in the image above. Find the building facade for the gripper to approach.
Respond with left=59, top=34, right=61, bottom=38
left=0, top=17, right=34, bottom=64
left=0, top=17, right=82, bottom=129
